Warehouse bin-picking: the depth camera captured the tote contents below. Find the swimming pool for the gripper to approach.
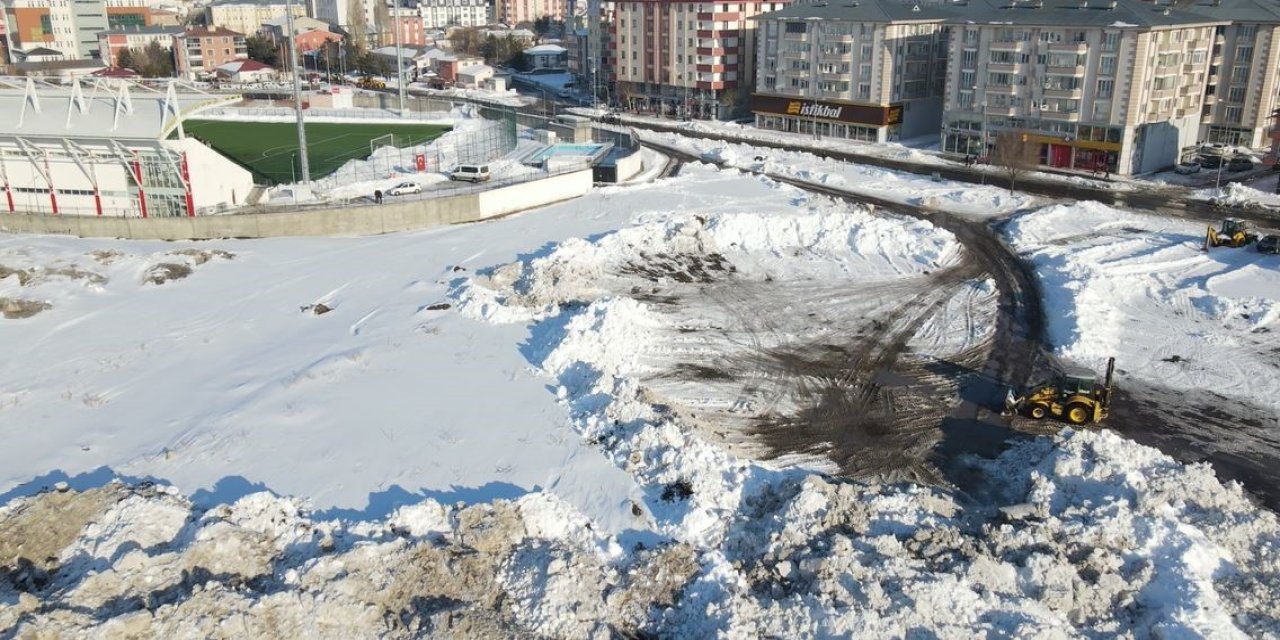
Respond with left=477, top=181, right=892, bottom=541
left=527, top=143, right=608, bottom=163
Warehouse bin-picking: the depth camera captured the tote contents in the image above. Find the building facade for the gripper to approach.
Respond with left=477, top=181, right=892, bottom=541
left=1185, top=1, right=1280, bottom=149
left=416, top=0, right=490, bottom=30
left=939, top=0, right=1222, bottom=175
left=494, top=0, right=566, bottom=27
left=752, top=1, right=949, bottom=142
left=4, top=0, right=150, bottom=59
left=98, top=25, right=183, bottom=65
left=174, top=26, right=248, bottom=79
left=612, top=0, right=789, bottom=119
left=204, top=0, right=306, bottom=37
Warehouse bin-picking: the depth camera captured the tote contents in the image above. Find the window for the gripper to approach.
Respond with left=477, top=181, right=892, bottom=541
left=1224, top=106, right=1243, bottom=123
left=1101, top=31, right=1119, bottom=51
left=1099, top=55, right=1117, bottom=76
left=1228, top=86, right=1246, bottom=102
left=1238, top=24, right=1257, bottom=39
left=785, top=21, right=805, bottom=34
left=789, top=77, right=808, bottom=89
left=1236, top=46, right=1253, bottom=63
left=960, top=49, right=977, bottom=68
left=959, top=69, right=975, bottom=89
left=861, top=44, right=873, bottom=59
left=1232, top=66, right=1250, bottom=83
left=857, top=83, right=870, bottom=99
left=1096, top=79, right=1113, bottom=98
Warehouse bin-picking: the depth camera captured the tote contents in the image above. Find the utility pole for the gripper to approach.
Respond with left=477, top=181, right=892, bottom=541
left=393, top=0, right=407, bottom=116
left=284, top=0, right=310, bottom=184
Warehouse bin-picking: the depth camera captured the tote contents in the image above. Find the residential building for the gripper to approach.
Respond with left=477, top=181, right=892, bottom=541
left=612, top=0, right=790, bottom=119
left=939, top=0, right=1223, bottom=175
left=391, top=12, right=426, bottom=46
left=204, top=0, right=305, bottom=37
left=585, top=0, right=615, bottom=102
left=4, top=0, right=151, bottom=60
left=752, top=0, right=950, bottom=142
left=456, top=62, right=492, bottom=88
left=215, top=57, right=277, bottom=82
left=494, top=0, right=565, bottom=27
left=259, top=15, right=342, bottom=52
left=98, top=25, right=184, bottom=66
left=415, top=0, right=490, bottom=30
left=1184, top=1, right=1280, bottom=148
left=523, top=42, right=566, bottom=70
left=174, top=26, right=248, bottom=79
left=312, top=0, right=380, bottom=42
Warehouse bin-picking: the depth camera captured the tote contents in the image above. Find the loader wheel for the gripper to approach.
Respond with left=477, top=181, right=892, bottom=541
left=1065, top=403, right=1091, bottom=425
left=1029, top=403, right=1049, bottom=420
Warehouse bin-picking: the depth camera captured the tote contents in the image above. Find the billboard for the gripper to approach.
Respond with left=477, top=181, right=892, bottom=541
left=751, top=94, right=903, bottom=127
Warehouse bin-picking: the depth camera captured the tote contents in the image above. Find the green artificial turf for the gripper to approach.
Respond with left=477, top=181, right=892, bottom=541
left=179, top=120, right=450, bottom=185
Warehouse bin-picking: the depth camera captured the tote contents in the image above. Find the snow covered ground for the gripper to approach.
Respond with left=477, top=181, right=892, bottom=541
left=640, top=131, right=1039, bottom=218
left=1005, top=200, right=1280, bottom=416
left=3, top=164, right=1280, bottom=636
left=1192, top=181, right=1280, bottom=210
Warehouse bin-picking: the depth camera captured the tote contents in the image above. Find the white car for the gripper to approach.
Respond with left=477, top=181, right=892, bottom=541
left=387, top=182, right=422, bottom=196
left=1174, top=161, right=1201, bottom=175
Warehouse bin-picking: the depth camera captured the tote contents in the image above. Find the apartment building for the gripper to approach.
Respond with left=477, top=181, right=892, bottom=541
left=4, top=0, right=150, bottom=59
left=98, top=24, right=183, bottom=65
left=204, top=0, right=305, bottom=37
left=585, top=0, right=615, bottom=100
left=752, top=1, right=950, bottom=142
left=415, top=0, right=490, bottom=29
left=939, top=0, right=1223, bottom=175
left=1184, top=1, right=1280, bottom=149
left=494, top=0, right=566, bottom=27
left=174, top=26, right=248, bottom=79
left=612, top=0, right=789, bottom=119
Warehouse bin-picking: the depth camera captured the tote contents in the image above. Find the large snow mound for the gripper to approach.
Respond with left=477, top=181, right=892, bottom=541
left=3, top=429, right=1277, bottom=638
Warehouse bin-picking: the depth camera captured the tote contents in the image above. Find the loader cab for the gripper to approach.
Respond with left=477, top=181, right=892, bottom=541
left=1222, top=218, right=1249, bottom=236
left=1058, top=367, right=1098, bottom=397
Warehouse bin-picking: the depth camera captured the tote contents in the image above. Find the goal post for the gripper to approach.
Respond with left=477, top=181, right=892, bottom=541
left=370, top=133, right=397, bottom=154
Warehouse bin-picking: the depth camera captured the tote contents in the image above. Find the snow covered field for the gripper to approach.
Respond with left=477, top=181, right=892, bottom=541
left=3, top=162, right=1280, bottom=636
left=1005, top=201, right=1280, bottom=416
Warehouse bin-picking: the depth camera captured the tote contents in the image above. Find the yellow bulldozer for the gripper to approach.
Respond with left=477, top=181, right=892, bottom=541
left=1205, top=218, right=1259, bottom=249
left=1003, top=357, right=1116, bottom=425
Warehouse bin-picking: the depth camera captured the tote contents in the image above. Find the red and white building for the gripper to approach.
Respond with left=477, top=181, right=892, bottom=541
left=610, top=0, right=790, bottom=119
left=0, top=79, right=253, bottom=217
left=97, top=25, right=183, bottom=66
left=173, top=26, right=248, bottom=80
left=494, top=0, right=567, bottom=27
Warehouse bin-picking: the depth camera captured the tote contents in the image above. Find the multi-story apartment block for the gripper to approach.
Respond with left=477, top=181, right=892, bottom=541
left=174, top=26, right=248, bottom=79
left=4, top=0, right=150, bottom=59
left=205, top=0, right=306, bottom=37
left=586, top=0, right=615, bottom=101
left=415, top=0, right=490, bottom=29
left=1185, top=1, right=1280, bottom=149
left=98, top=24, right=183, bottom=65
left=752, top=1, right=950, bottom=142
left=940, top=0, right=1222, bottom=175
left=494, top=0, right=565, bottom=27
left=612, top=0, right=789, bottom=119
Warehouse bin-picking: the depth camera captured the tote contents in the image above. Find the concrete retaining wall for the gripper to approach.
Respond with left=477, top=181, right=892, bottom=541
left=0, top=169, right=594, bottom=240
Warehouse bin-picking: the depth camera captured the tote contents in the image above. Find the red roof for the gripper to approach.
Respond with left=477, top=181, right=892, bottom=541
left=183, top=26, right=244, bottom=37
left=234, top=59, right=272, bottom=72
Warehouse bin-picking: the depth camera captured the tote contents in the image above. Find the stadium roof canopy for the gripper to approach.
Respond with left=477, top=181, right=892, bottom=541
left=0, top=77, right=233, bottom=142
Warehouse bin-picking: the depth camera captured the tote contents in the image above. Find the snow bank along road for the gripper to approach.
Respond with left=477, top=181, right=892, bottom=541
left=643, top=137, right=1280, bottom=513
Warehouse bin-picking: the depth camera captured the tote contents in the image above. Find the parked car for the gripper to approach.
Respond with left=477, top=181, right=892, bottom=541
left=1258, top=234, right=1280, bottom=254
left=1174, top=161, right=1201, bottom=175
left=1199, top=155, right=1224, bottom=169
left=1227, top=156, right=1255, bottom=172
left=449, top=164, right=491, bottom=182
left=387, top=181, right=422, bottom=196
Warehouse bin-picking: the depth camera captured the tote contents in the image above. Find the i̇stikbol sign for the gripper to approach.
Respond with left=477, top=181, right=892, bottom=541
left=751, top=93, right=903, bottom=126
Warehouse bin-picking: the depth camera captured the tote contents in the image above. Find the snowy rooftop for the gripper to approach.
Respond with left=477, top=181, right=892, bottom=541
left=525, top=44, right=566, bottom=54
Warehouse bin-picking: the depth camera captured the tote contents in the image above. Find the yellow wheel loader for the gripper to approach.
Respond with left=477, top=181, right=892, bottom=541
left=1205, top=218, right=1259, bottom=249
left=1003, top=357, right=1116, bottom=425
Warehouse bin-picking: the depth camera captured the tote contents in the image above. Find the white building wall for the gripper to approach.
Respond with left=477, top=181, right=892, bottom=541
left=167, top=137, right=255, bottom=211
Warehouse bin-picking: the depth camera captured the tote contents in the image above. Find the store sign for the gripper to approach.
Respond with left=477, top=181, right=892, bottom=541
left=752, top=94, right=903, bottom=126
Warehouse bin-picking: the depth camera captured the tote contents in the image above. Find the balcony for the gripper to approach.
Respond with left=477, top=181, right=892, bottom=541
left=1047, top=41, right=1088, bottom=53
left=984, top=84, right=1019, bottom=95
left=989, top=40, right=1029, bottom=52
left=985, top=105, right=1018, bottom=116
left=819, top=50, right=852, bottom=61
left=1043, top=87, right=1082, bottom=99
left=1040, top=110, right=1081, bottom=121
left=988, top=62, right=1018, bottom=73
left=1045, top=65, right=1085, bottom=76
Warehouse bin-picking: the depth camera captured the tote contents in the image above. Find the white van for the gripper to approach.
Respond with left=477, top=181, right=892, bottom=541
left=449, top=164, right=491, bottom=182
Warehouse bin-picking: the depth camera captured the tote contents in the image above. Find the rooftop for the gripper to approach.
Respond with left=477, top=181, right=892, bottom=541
left=0, top=79, right=227, bottom=141
left=525, top=44, right=566, bottom=54
left=182, top=26, right=246, bottom=37
left=100, top=25, right=186, bottom=36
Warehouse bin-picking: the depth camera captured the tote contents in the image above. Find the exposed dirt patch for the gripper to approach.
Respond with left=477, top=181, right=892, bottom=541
left=426, top=302, right=452, bottom=311
left=0, top=297, right=52, bottom=319
left=0, top=484, right=128, bottom=592
left=619, top=251, right=735, bottom=284
left=87, top=249, right=126, bottom=265
left=0, top=264, right=103, bottom=287
left=143, top=263, right=193, bottom=285
left=169, top=249, right=234, bottom=265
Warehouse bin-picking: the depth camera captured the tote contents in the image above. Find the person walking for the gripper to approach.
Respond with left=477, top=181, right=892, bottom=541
left=374, top=189, right=383, bottom=204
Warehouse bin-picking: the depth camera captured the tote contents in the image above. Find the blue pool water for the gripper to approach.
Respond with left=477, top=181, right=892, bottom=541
left=530, top=143, right=606, bottom=162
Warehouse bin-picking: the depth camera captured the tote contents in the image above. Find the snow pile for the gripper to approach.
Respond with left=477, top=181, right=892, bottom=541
left=1193, top=181, right=1280, bottom=209
left=1005, top=200, right=1280, bottom=412
left=642, top=131, right=1039, bottom=218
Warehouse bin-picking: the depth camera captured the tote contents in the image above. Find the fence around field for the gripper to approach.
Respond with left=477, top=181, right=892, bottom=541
left=0, top=168, right=594, bottom=240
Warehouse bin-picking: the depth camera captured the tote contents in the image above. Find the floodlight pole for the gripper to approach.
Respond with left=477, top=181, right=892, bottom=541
left=285, top=0, right=310, bottom=184
left=393, top=0, right=407, bottom=116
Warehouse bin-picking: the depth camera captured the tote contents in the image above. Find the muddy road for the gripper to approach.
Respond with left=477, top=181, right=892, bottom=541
left=643, top=139, right=1280, bottom=512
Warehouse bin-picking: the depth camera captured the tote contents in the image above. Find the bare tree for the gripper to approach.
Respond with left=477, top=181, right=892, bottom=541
left=989, top=130, right=1039, bottom=194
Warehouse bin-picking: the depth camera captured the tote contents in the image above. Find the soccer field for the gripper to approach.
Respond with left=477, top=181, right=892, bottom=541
left=179, top=120, right=450, bottom=185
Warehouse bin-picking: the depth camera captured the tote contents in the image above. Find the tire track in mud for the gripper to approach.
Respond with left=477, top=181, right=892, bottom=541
left=646, top=138, right=1280, bottom=512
